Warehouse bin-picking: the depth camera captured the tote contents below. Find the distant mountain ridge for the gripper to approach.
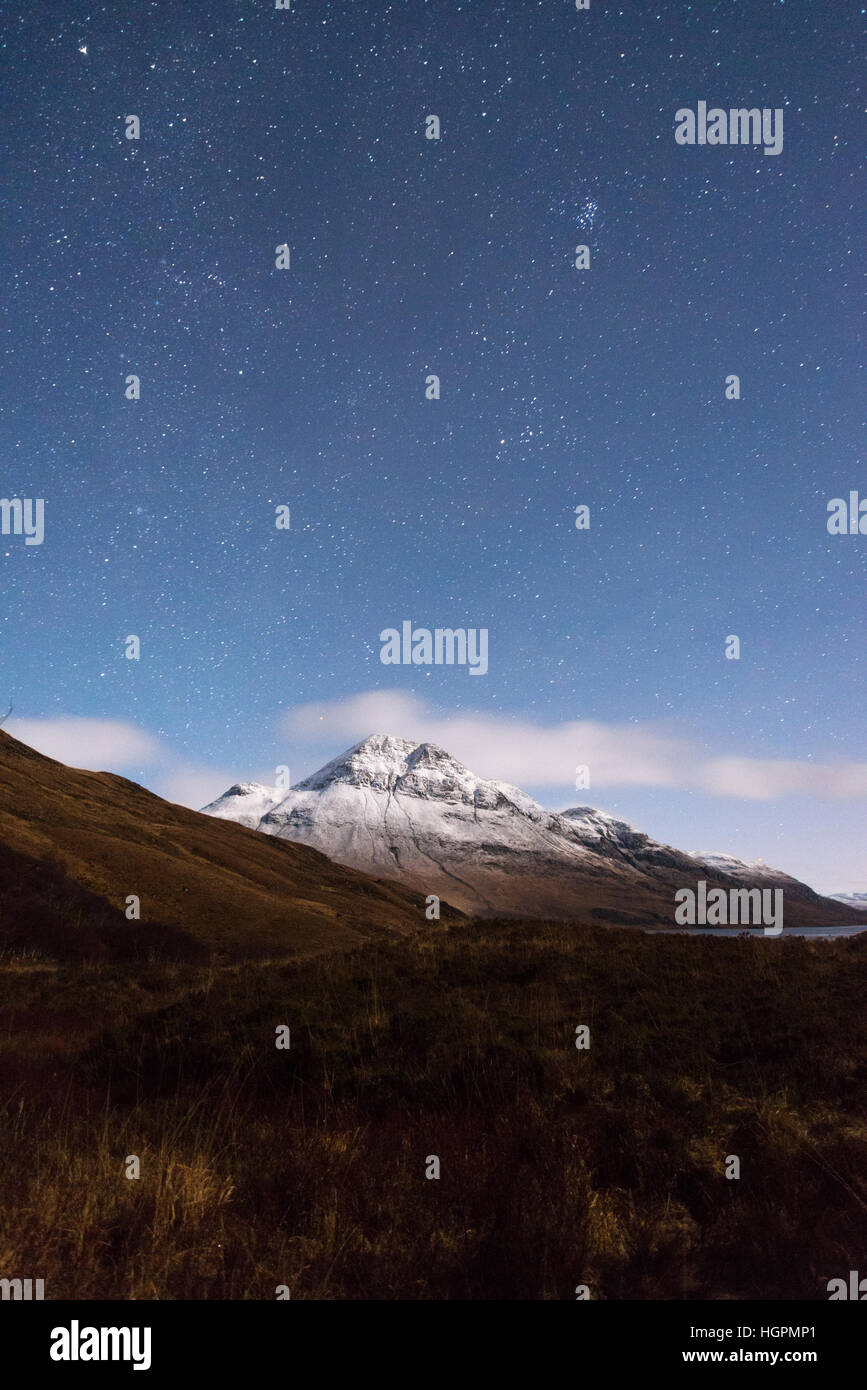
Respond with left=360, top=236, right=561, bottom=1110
left=830, top=891, right=867, bottom=908
left=203, top=734, right=862, bottom=926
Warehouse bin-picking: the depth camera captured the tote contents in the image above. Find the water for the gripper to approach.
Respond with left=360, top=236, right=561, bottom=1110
left=646, top=925, right=867, bottom=939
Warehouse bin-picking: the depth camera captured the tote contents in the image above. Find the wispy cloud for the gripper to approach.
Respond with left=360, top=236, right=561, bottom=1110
left=6, top=716, right=234, bottom=811
left=158, top=763, right=242, bottom=809
left=282, top=691, right=867, bottom=801
left=8, top=699, right=867, bottom=808
left=6, top=716, right=160, bottom=768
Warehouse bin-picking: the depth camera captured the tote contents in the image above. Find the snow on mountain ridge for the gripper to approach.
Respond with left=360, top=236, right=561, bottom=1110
left=202, top=734, right=612, bottom=914
left=294, top=733, right=418, bottom=791
left=292, top=734, right=546, bottom=818
left=201, top=734, right=838, bottom=920
left=202, top=781, right=283, bottom=830
left=687, top=850, right=785, bottom=881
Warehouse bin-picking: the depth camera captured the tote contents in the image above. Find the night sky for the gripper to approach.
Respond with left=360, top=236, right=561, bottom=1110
left=1, top=0, right=864, bottom=891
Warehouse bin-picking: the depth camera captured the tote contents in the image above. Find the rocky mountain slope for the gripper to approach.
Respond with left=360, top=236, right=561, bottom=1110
left=203, top=734, right=864, bottom=927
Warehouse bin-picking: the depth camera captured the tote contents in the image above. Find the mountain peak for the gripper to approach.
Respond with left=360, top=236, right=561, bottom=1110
left=202, top=736, right=855, bottom=925
left=406, top=740, right=457, bottom=769
left=292, top=734, right=490, bottom=801
left=295, top=733, right=418, bottom=791
left=200, top=780, right=282, bottom=829
left=354, top=733, right=418, bottom=759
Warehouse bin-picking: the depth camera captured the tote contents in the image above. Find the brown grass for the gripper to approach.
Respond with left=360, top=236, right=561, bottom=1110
left=1, top=918, right=865, bottom=1299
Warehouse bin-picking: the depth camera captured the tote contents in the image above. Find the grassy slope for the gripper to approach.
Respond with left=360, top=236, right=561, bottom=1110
left=0, top=729, right=460, bottom=960
left=1, top=917, right=865, bottom=1300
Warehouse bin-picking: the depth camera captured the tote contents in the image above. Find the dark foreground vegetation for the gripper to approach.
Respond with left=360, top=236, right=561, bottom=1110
left=1, top=917, right=865, bottom=1300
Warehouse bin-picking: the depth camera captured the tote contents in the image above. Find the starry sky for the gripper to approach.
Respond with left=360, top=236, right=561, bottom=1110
left=1, top=0, right=864, bottom=892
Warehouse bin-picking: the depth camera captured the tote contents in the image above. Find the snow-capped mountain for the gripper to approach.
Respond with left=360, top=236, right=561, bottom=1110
left=201, top=734, right=855, bottom=925
left=829, top=891, right=867, bottom=909
left=685, top=851, right=782, bottom=882
left=203, top=781, right=285, bottom=829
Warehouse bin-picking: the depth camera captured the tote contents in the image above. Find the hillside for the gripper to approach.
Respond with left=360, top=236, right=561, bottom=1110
left=1, top=916, right=865, bottom=1298
left=0, top=728, right=461, bottom=962
left=1, top=728, right=865, bottom=1300
left=204, top=734, right=866, bottom=928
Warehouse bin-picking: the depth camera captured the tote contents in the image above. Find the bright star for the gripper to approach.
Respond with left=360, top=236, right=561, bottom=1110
left=79, top=45, right=87, bottom=55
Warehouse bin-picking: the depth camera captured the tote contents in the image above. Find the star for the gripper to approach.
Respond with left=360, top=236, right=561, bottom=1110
left=0, top=0, right=860, bottom=899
